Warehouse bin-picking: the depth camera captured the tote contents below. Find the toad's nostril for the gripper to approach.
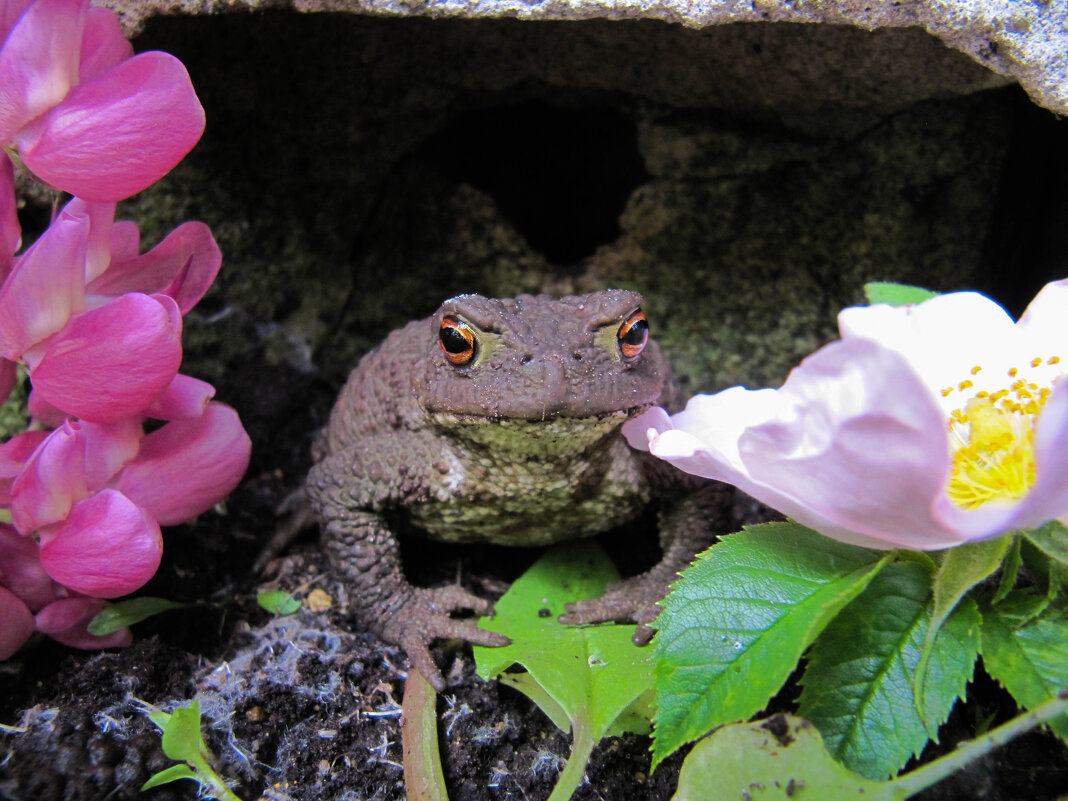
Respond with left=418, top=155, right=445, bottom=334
left=520, top=354, right=534, bottom=365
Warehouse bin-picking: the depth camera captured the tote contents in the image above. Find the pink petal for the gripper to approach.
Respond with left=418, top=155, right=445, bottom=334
left=0, top=0, right=36, bottom=41
left=63, top=197, right=116, bottom=282
left=16, top=51, right=205, bottom=202
left=0, top=427, right=48, bottom=504
left=142, top=373, right=215, bottom=421
left=79, top=417, right=142, bottom=491
left=0, top=209, right=88, bottom=359
left=0, top=356, right=14, bottom=405
left=38, top=488, right=161, bottom=597
left=0, top=522, right=54, bottom=611
left=77, top=6, right=131, bottom=82
left=0, top=153, right=19, bottom=279
left=114, top=403, right=250, bottom=526
left=34, top=596, right=131, bottom=649
left=87, top=221, right=221, bottom=314
left=0, top=584, right=34, bottom=659
left=28, top=292, right=182, bottom=422
left=108, top=219, right=140, bottom=262
left=26, top=386, right=67, bottom=428
left=10, top=421, right=87, bottom=533
left=0, top=0, right=86, bottom=143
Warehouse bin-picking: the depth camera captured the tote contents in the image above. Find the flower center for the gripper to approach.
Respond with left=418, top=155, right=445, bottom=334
left=943, top=356, right=1061, bottom=510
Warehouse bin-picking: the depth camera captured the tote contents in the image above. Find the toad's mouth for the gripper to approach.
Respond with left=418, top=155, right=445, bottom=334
left=428, top=407, right=643, bottom=456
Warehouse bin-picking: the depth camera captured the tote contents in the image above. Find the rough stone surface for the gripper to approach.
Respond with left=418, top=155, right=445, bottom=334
left=104, top=0, right=1066, bottom=116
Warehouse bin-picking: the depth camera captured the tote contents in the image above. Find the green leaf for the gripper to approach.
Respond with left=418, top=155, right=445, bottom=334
left=473, top=541, right=652, bottom=740
left=1022, top=521, right=1068, bottom=571
left=799, top=561, right=979, bottom=779
left=673, top=715, right=903, bottom=801
left=915, top=537, right=1010, bottom=714
left=981, top=594, right=1068, bottom=741
left=474, top=541, right=654, bottom=801
left=87, top=596, right=192, bottom=635
left=161, top=701, right=207, bottom=763
left=141, top=763, right=200, bottom=791
left=993, top=535, right=1023, bottom=604
left=256, top=590, right=301, bottom=615
left=651, top=522, right=889, bottom=769
left=148, top=710, right=172, bottom=730
left=863, top=282, right=939, bottom=306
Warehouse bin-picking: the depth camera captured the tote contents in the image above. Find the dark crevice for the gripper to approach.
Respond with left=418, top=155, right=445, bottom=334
left=417, top=102, right=648, bottom=265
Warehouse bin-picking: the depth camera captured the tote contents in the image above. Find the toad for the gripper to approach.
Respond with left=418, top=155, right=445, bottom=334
left=306, top=290, right=728, bottom=690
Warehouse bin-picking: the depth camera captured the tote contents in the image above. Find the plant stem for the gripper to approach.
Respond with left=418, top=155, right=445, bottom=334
left=402, top=671, right=450, bottom=801
left=889, top=689, right=1068, bottom=797
left=547, top=720, right=595, bottom=801
left=192, top=755, right=244, bottom=801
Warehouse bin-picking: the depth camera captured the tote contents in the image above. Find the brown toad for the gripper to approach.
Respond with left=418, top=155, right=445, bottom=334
left=306, top=290, right=727, bottom=689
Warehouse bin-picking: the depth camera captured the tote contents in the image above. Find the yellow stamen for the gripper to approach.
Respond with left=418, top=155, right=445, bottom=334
left=945, top=355, right=1059, bottom=510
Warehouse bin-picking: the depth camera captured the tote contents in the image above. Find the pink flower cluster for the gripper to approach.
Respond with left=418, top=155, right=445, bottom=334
left=0, top=0, right=250, bottom=659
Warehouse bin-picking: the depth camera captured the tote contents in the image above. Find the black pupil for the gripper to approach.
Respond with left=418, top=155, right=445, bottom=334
left=622, top=318, right=648, bottom=345
left=440, top=325, right=471, bottom=354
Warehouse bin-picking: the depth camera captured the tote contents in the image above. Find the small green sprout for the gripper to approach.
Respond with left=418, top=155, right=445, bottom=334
left=142, top=700, right=244, bottom=801
left=256, top=590, right=301, bottom=615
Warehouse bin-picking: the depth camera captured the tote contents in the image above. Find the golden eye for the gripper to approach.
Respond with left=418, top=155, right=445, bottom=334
left=439, top=315, right=477, bottom=365
left=617, top=309, right=649, bottom=360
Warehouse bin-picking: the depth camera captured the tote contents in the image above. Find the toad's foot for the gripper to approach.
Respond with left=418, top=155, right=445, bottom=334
left=558, top=572, right=668, bottom=645
left=380, top=585, right=510, bottom=692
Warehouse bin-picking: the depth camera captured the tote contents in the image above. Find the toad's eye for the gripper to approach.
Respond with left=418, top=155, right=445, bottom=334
left=617, top=309, right=649, bottom=360
left=439, top=315, right=477, bottom=365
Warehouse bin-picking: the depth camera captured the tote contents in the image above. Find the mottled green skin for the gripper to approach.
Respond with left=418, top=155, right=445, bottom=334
left=306, top=290, right=728, bottom=688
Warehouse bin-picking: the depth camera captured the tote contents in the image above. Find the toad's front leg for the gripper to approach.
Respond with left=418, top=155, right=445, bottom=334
left=559, top=481, right=732, bottom=641
left=308, top=440, right=508, bottom=691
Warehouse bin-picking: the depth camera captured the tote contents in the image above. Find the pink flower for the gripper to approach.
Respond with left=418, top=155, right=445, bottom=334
left=7, top=403, right=249, bottom=595
left=0, top=199, right=220, bottom=421
left=624, top=280, right=1068, bottom=550
left=0, top=585, right=34, bottom=659
left=0, top=0, right=204, bottom=201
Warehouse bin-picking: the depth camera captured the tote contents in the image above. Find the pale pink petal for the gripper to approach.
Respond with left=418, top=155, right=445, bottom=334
left=0, top=0, right=86, bottom=143
left=9, top=421, right=87, bottom=533
left=0, top=153, right=19, bottom=279
left=63, top=197, right=115, bottom=282
left=0, top=356, right=14, bottom=404
left=34, top=596, right=131, bottom=649
left=1016, top=278, right=1068, bottom=343
left=0, top=585, right=34, bottom=659
left=27, top=293, right=182, bottom=422
left=0, top=522, right=54, bottom=611
left=0, top=210, right=88, bottom=359
left=77, top=6, right=131, bottom=82
left=631, top=399, right=904, bottom=550
left=142, top=373, right=215, bottom=421
left=838, top=292, right=1017, bottom=391
left=79, top=417, right=142, bottom=491
left=38, top=488, right=161, bottom=597
left=114, top=403, right=250, bottom=526
left=87, top=221, right=221, bottom=313
left=16, top=51, right=205, bottom=202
